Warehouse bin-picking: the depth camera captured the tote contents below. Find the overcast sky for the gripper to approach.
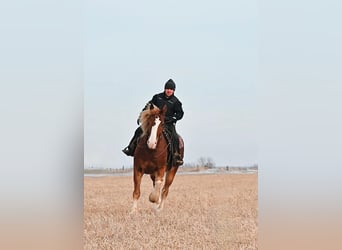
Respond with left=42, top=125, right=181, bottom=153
left=84, top=1, right=258, bottom=168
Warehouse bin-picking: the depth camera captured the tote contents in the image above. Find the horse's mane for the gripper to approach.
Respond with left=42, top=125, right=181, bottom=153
left=139, top=104, right=161, bottom=136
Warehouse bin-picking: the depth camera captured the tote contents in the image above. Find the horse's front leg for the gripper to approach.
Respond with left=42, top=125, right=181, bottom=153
left=131, top=167, right=143, bottom=214
left=149, top=167, right=166, bottom=204
left=157, top=166, right=179, bottom=211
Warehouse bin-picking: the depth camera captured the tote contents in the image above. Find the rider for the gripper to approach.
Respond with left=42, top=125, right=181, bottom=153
left=122, top=79, right=184, bottom=165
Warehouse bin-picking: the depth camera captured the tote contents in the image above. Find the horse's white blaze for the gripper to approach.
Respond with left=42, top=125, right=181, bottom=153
left=147, top=117, right=161, bottom=149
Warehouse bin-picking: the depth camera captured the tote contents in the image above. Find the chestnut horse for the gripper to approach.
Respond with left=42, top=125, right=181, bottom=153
left=131, top=104, right=184, bottom=213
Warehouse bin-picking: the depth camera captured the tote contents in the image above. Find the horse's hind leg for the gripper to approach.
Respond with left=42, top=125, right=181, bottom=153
left=157, top=166, right=179, bottom=211
left=131, top=168, right=143, bottom=214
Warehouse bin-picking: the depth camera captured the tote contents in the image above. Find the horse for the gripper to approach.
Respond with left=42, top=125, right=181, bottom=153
left=130, top=103, right=184, bottom=213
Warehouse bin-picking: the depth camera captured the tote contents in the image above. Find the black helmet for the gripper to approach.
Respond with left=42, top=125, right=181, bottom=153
left=164, top=79, right=176, bottom=90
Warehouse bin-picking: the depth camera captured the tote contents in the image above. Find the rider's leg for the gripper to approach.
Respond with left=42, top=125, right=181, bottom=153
left=167, top=125, right=183, bottom=165
left=173, top=134, right=183, bottom=165
left=122, top=127, right=143, bottom=156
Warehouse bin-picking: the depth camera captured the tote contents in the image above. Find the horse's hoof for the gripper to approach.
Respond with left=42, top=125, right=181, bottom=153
left=155, top=205, right=163, bottom=213
left=149, top=192, right=159, bottom=203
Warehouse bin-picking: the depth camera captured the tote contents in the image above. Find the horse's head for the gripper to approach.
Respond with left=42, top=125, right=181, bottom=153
left=140, top=104, right=167, bottom=149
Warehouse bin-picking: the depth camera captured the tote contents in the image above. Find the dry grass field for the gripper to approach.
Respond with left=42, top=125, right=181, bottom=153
left=84, top=173, right=258, bottom=249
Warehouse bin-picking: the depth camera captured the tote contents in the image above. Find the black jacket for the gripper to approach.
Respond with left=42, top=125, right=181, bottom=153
left=146, top=92, right=184, bottom=123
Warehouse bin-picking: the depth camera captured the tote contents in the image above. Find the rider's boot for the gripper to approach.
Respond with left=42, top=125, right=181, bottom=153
left=122, top=137, right=137, bottom=156
left=122, top=146, right=134, bottom=156
left=122, top=127, right=142, bottom=156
